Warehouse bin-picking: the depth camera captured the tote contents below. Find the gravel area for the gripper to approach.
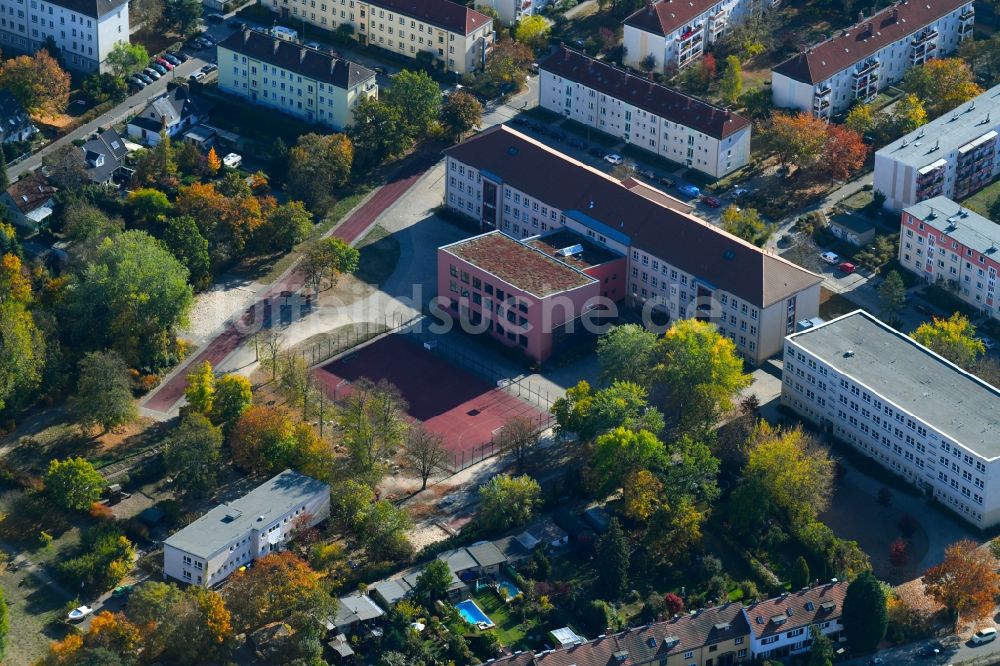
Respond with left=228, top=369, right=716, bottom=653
left=180, top=283, right=260, bottom=341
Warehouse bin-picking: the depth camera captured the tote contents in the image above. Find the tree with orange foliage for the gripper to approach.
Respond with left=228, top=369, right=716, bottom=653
left=923, top=539, right=1000, bottom=622
left=223, top=551, right=333, bottom=632
left=206, top=147, right=222, bottom=174
left=39, top=633, right=83, bottom=665
left=818, top=124, right=868, bottom=181
left=228, top=404, right=295, bottom=475
left=0, top=50, right=70, bottom=116
left=766, top=112, right=828, bottom=172
left=902, top=58, right=983, bottom=117
left=85, top=611, right=143, bottom=654
left=175, top=181, right=264, bottom=266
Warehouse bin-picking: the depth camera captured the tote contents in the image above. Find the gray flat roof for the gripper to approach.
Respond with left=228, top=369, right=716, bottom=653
left=875, top=84, right=1000, bottom=169
left=467, top=541, right=507, bottom=568
left=163, top=469, right=329, bottom=559
left=333, top=593, right=384, bottom=626
left=788, top=310, right=1000, bottom=458
left=904, top=196, right=1000, bottom=256
left=437, top=547, right=478, bottom=573
left=370, top=577, right=413, bottom=604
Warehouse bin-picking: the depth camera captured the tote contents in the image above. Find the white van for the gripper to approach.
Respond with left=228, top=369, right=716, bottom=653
left=971, top=628, right=997, bottom=645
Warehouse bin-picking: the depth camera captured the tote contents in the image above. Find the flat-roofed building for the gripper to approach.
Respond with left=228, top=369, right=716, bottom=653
left=874, top=84, right=1000, bottom=211
left=267, top=0, right=493, bottom=74
left=443, top=125, right=822, bottom=365
left=162, top=469, right=330, bottom=586
left=623, top=0, right=779, bottom=73
left=782, top=310, right=1000, bottom=528
left=772, top=0, right=973, bottom=120
left=218, top=28, right=377, bottom=129
left=539, top=46, right=751, bottom=178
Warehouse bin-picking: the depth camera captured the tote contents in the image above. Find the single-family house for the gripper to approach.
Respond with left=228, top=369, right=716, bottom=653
left=493, top=535, right=531, bottom=566
left=325, top=633, right=354, bottom=661
left=1, top=173, right=57, bottom=229
left=80, top=128, right=131, bottom=186
left=517, top=518, right=570, bottom=551
left=402, top=566, right=468, bottom=602
left=466, top=541, right=507, bottom=577
left=330, top=593, right=384, bottom=634
left=437, top=547, right=479, bottom=579
left=828, top=215, right=876, bottom=247
left=743, top=581, right=847, bottom=659
left=128, top=87, right=212, bottom=146
left=0, top=91, right=37, bottom=145
left=370, top=577, right=414, bottom=608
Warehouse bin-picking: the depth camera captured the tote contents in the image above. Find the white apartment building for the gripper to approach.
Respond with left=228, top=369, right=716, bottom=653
left=898, top=196, right=1000, bottom=318
left=474, top=0, right=548, bottom=26
left=218, top=28, right=376, bottom=130
left=874, top=84, right=1000, bottom=211
left=444, top=125, right=822, bottom=366
left=782, top=310, right=1000, bottom=528
left=743, top=583, right=846, bottom=660
left=0, top=0, right=129, bottom=73
left=163, top=470, right=330, bottom=587
left=539, top=45, right=751, bottom=178
left=623, top=0, right=777, bottom=73
left=772, top=0, right=973, bottom=120
left=267, top=0, right=493, bottom=74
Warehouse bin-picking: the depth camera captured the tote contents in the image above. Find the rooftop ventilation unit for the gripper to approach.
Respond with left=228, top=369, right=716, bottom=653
left=556, top=244, right=584, bottom=257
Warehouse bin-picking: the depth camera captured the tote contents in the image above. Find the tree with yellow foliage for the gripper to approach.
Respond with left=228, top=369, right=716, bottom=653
left=902, top=58, right=982, bottom=117
left=912, top=312, right=984, bottom=369
left=207, top=146, right=221, bottom=174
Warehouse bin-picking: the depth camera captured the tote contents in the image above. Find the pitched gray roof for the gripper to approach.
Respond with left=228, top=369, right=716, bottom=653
left=80, top=128, right=128, bottom=184
left=0, top=90, right=35, bottom=143
left=162, top=470, right=329, bottom=559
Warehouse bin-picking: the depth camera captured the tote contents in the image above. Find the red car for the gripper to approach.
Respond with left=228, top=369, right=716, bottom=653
left=702, top=195, right=722, bottom=208
left=838, top=262, right=857, bottom=274
left=156, top=57, right=174, bottom=70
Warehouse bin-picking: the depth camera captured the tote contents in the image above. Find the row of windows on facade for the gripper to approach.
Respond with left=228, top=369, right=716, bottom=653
left=632, top=284, right=758, bottom=353
left=449, top=265, right=531, bottom=311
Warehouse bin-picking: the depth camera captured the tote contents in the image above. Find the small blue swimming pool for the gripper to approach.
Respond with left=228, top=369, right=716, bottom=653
left=456, top=599, right=494, bottom=628
left=498, top=581, right=521, bottom=599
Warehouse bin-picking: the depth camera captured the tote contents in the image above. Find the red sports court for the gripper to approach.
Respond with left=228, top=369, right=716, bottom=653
left=314, top=334, right=546, bottom=467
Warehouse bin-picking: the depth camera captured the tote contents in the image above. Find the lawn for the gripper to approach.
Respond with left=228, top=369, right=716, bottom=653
left=961, top=177, right=1000, bottom=219
left=472, top=588, right=540, bottom=650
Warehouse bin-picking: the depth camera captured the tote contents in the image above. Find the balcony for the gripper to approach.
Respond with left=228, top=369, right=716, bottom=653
left=813, top=98, right=831, bottom=110
left=853, top=58, right=880, bottom=77
left=912, top=28, right=938, bottom=45
left=960, top=6, right=974, bottom=21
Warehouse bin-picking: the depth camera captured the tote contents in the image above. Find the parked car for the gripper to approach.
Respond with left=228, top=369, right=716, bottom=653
left=143, top=67, right=161, bottom=80
left=201, top=63, right=218, bottom=73
left=820, top=251, right=840, bottom=264
left=206, top=12, right=225, bottom=22
left=201, top=34, right=217, bottom=46
left=304, top=40, right=321, bottom=49
left=677, top=184, right=700, bottom=197
left=971, top=628, right=997, bottom=645
left=588, top=147, right=604, bottom=158
left=637, top=168, right=656, bottom=179
left=838, top=262, right=857, bottom=274
left=730, top=187, right=750, bottom=198
left=112, top=584, right=134, bottom=598
left=659, top=176, right=675, bottom=188
left=150, top=62, right=167, bottom=75
left=917, top=641, right=945, bottom=657
left=136, top=72, right=154, bottom=84
left=129, top=76, right=147, bottom=89
left=223, top=153, right=242, bottom=168
left=568, top=138, right=587, bottom=149
left=702, top=195, right=722, bottom=208
left=604, top=153, right=623, bottom=165
left=162, top=53, right=182, bottom=66
left=155, top=57, right=174, bottom=70
left=977, top=336, right=995, bottom=351
left=189, top=71, right=206, bottom=81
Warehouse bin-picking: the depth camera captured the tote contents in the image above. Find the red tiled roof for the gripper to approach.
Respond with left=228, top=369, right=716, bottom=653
left=745, top=582, right=848, bottom=639
left=445, top=126, right=821, bottom=308
left=370, top=0, right=492, bottom=35
left=4, top=173, right=57, bottom=214
left=624, top=0, right=718, bottom=37
left=441, top=231, right=597, bottom=297
left=772, top=0, right=970, bottom=85
left=540, top=46, right=750, bottom=140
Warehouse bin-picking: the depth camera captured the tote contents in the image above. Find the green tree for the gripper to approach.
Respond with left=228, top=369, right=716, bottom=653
left=877, top=270, right=907, bottom=323
left=482, top=38, right=533, bottom=92
left=841, top=571, right=888, bottom=652
left=70, top=350, right=137, bottom=434
left=596, top=323, right=658, bottom=385
left=844, top=103, right=877, bottom=136
left=719, top=55, right=742, bottom=104
left=0, top=586, right=8, bottom=662
left=212, top=374, right=253, bottom=431
left=338, top=378, right=407, bottom=479
left=661, top=434, right=720, bottom=503
left=644, top=496, right=705, bottom=565
left=384, top=70, right=441, bottom=137
left=720, top=205, right=775, bottom=246
left=286, top=133, right=353, bottom=210
left=595, top=518, right=629, bottom=600
left=514, top=15, right=550, bottom=50
left=81, top=72, right=127, bottom=104
left=66, top=229, right=193, bottom=368
left=902, top=58, right=982, bottom=116
left=105, top=42, right=149, bottom=78
left=912, top=312, right=985, bottom=369
left=45, top=457, right=104, bottom=511
left=440, top=90, right=483, bottom=141
left=350, top=97, right=415, bottom=170
left=402, top=425, right=449, bottom=490
left=357, top=500, right=413, bottom=561
left=0, top=300, right=44, bottom=413
left=807, top=624, right=834, bottom=666
left=163, top=215, right=211, bottom=291
left=126, top=188, right=172, bottom=227
left=256, top=201, right=313, bottom=253
left=592, top=427, right=666, bottom=496
left=414, top=559, right=452, bottom=602
left=57, top=526, right=135, bottom=594
left=184, top=360, right=215, bottom=415
left=651, top=319, right=751, bottom=435
left=302, top=236, right=360, bottom=296
left=891, top=94, right=927, bottom=134
left=552, top=380, right=664, bottom=442
left=478, top=474, right=541, bottom=531
left=791, top=555, right=811, bottom=590
left=163, top=412, right=223, bottom=498
left=164, top=0, right=202, bottom=36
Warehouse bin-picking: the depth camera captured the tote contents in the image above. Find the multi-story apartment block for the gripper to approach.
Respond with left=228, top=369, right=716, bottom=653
left=437, top=229, right=626, bottom=363
left=782, top=310, right=1000, bottom=528
left=268, top=0, right=493, bottom=74
left=898, top=196, right=1000, bottom=317
left=874, top=84, right=1000, bottom=211
left=743, top=583, right=846, bottom=660
left=163, top=469, right=330, bottom=587
left=772, top=0, right=973, bottom=120
left=444, top=125, right=822, bottom=365
left=473, top=0, right=548, bottom=26
left=623, top=0, right=777, bottom=73
left=0, top=0, right=129, bottom=73
left=218, top=28, right=376, bottom=130
left=539, top=46, right=751, bottom=178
